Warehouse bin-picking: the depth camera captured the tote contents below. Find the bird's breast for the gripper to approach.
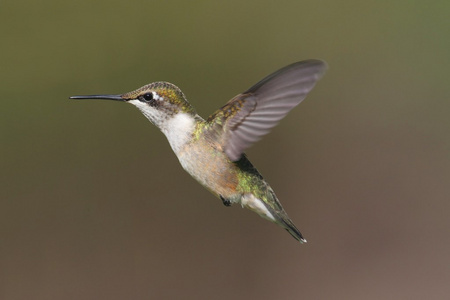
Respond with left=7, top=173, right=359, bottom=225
left=176, top=141, right=240, bottom=198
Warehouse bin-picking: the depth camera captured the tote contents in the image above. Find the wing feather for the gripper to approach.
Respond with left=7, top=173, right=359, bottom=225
left=207, top=60, right=327, bottom=161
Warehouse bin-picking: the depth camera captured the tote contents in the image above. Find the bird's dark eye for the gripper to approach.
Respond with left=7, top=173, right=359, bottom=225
left=142, top=92, right=153, bottom=101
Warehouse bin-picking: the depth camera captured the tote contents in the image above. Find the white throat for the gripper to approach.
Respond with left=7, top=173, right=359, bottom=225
left=129, top=100, right=196, bottom=154
left=161, top=112, right=196, bottom=154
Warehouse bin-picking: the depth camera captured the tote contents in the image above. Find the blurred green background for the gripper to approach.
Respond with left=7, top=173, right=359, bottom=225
left=1, top=1, right=449, bottom=299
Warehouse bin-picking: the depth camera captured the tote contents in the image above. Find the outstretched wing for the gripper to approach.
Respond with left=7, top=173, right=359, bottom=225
left=207, top=59, right=327, bottom=161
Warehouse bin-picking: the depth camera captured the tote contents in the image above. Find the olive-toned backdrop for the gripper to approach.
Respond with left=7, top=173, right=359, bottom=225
left=1, top=1, right=449, bottom=299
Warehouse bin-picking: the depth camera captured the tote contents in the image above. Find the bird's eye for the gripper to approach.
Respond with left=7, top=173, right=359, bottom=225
left=142, top=93, right=153, bottom=101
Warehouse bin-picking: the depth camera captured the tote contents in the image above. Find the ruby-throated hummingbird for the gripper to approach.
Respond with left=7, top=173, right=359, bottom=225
left=70, top=60, right=327, bottom=242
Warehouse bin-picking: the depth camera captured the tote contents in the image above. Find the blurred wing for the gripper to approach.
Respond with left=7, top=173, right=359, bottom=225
left=208, top=60, right=327, bottom=161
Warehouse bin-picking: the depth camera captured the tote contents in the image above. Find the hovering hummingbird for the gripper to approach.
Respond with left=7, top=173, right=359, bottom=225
left=71, top=60, right=327, bottom=242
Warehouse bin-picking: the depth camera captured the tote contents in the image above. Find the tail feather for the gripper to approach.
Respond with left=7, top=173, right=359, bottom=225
left=280, top=217, right=307, bottom=243
left=240, top=193, right=306, bottom=243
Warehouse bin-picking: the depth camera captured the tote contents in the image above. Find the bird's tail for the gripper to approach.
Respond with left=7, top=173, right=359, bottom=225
left=240, top=193, right=306, bottom=243
left=279, top=217, right=307, bottom=243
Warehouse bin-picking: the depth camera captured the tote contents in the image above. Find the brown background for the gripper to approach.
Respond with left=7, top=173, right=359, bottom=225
left=1, top=1, right=449, bottom=299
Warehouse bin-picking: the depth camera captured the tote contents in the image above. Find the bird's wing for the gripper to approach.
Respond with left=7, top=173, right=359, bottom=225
left=207, top=59, right=327, bottom=161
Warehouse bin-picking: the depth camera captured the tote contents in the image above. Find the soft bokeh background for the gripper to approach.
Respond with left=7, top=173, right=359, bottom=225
left=1, top=1, right=449, bottom=299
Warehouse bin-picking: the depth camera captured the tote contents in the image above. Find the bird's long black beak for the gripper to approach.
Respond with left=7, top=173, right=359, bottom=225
left=69, top=94, right=126, bottom=101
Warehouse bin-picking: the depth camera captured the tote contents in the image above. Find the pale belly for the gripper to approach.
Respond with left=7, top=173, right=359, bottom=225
left=176, top=143, right=240, bottom=200
left=175, top=141, right=282, bottom=224
left=176, top=144, right=277, bottom=221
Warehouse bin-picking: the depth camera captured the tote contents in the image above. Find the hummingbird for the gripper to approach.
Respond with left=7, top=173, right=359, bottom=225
left=70, top=59, right=327, bottom=242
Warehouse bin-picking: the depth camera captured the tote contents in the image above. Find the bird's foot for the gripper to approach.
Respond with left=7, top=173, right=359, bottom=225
left=220, top=195, right=232, bottom=207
